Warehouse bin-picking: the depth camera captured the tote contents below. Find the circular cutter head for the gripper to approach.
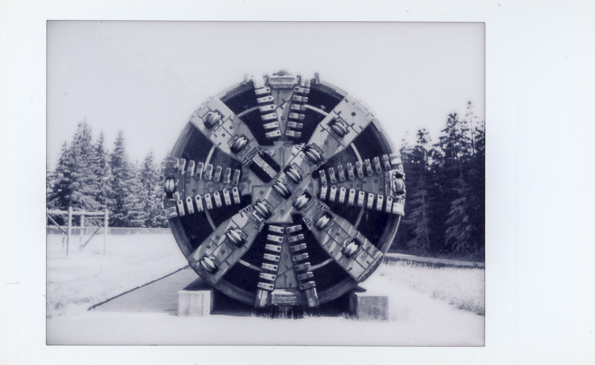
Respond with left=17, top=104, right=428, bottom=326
left=164, top=71, right=406, bottom=309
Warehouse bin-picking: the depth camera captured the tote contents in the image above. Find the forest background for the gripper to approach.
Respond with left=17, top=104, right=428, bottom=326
left=47, top=101, right=484, bottom=260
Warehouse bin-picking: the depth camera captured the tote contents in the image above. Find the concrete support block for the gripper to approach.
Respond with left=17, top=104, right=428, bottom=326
left=349, top=292, right=388, bottom=321
left=177, top=279, right=213, bottom=316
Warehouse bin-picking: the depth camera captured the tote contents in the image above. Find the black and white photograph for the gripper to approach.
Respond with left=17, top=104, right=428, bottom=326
left=2, top=0, right=594, bottom=363
left=45, top=21, right=485, bottom=345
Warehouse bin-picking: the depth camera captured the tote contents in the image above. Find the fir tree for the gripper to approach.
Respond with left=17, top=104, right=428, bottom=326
left=137, top=152, right=164, bottom=228
left=68, top=122, right=99, bottom=211
left=402, top=130, right=433, bottom=253
left=468, top=118, right=485, bottom=256
left=46, top=167, right=57, bottom=210
left=108, top=131, right=136, bottom=227
left=438, top=113, right=469, bottom=172
left=49, top=142, right=73, bottom=212
left=405, top=187, right=432, bottom=252
left=49, top=122, right=99, bottom=214
left=124, top=161, right=147, bottom=227
left=433, top=113, right=474, bottom=254
left=444, top=176, right=477, bottom=254
left=93, top=132, right=111, bottom=210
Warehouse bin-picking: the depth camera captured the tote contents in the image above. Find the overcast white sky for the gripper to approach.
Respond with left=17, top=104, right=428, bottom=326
left=47, top=21, right=484, bottom=169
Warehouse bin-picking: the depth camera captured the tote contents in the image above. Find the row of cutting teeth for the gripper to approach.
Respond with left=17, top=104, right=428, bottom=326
left=254, top=224, right=285, bottom=308
left=318, top=154, right=399, bottom=184
left=287, top=224, right=319, bottom=308
left=285, top=78, right=310, bottom=139
left=319, top=185, right=405, bottom=215
left=166, top=187, right=243, bottom=218
left=166, top=158, right=242, bottom=186
left=255, top=82, right=282, bottom=140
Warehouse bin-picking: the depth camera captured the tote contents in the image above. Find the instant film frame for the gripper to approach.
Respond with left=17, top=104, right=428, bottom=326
left=45, top=21, right=485, bottom=346
left=2, top=0, right=594, bottom=364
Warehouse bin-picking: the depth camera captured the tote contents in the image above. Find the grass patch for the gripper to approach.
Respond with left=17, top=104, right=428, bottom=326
left=378, top=260, right=485, bottom=316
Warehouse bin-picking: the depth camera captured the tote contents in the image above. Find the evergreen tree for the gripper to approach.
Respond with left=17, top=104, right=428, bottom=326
left=438, top=113, right=469, bottom=173
left=426, top=144, right=448, bottom=252
left=93, top=132, right=112, bottom=210
left=108, top=131, right=136, bottom=227
left=124, top=161, right=147, bottom=227
left=405, top=187, right=432, bottom=252
left=49, top=122, right=99, bottom=215
left=444, top=176, right=477, bottom=254
left=433, top=113, right=466, bottom=253
left=137, top=152, right=165, bottom=228
left=69, top=122, right=99, bottom=211
left=46, top=167, right=57, bottom=210
left=402, top=130, right=433, bottom=253
left=49, top=142, right=73, bottom=212
left=390, top=103, right=485, bottom=258
left=468, top=118, right=485, bottom=256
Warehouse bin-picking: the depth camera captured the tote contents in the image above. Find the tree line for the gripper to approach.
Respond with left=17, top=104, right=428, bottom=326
left=46, top=123, right=168, bottom=228
left=392, top=101, right=485, bottom=259
left=47, top=101, right=484, bottom=258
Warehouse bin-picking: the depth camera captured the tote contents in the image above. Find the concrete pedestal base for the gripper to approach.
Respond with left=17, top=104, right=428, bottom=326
left=177, top=279, right=389, bottom=320
left=349, top=291, right=389, bottom=321
left=177, top=278, right=213, bottom=317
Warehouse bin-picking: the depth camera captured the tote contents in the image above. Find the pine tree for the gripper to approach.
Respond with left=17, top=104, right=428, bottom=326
left=426, top=144, right=447, bottom=252
left=405, top=188, right=432, bottom=252
left=137, top=152, right=164, bottom=228
left=93, top=132, right=111, bottom=210
left=434, top=114, right=461, bottom=250
left=444, top=176, right=477, bottom=254
left=48, top=143, right=72, bottom=226
left=68, top=122, right=100, bottom=211
left=49, top=122, right=99, bottom=215
left=124, top=161, right=147, bottom=227
left=108, top=131, right=136, bottom=227
left=468, top=118, right=485, bottom=256
left=439, top=113, right=469, bottom=172
left=46, top=167, right=57, bottom=210
left=402, top=130, right=433, bottom=253
left=49, top=142, right=73, bottom=212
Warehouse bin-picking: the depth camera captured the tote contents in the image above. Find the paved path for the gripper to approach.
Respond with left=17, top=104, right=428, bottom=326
left=91, top=266, right=199, bottom=314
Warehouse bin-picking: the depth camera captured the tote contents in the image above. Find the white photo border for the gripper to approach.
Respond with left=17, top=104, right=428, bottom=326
left=1, top=0, right=594, bottom=364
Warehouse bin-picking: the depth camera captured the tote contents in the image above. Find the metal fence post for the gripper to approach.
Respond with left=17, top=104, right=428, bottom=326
left=67, top=206, right=72, bottom=256
left=104, top=208, right=108, bottom=254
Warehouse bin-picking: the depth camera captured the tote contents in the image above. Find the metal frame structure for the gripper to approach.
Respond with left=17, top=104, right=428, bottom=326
left=46, top=207, right=109, bottom=255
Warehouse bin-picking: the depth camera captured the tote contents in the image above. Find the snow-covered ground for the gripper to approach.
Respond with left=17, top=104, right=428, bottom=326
left=378, top=260, right=485, bottom=315
left=46, top=233, right=187, bottom=318
left=47, top=233, right=484, bottom=346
